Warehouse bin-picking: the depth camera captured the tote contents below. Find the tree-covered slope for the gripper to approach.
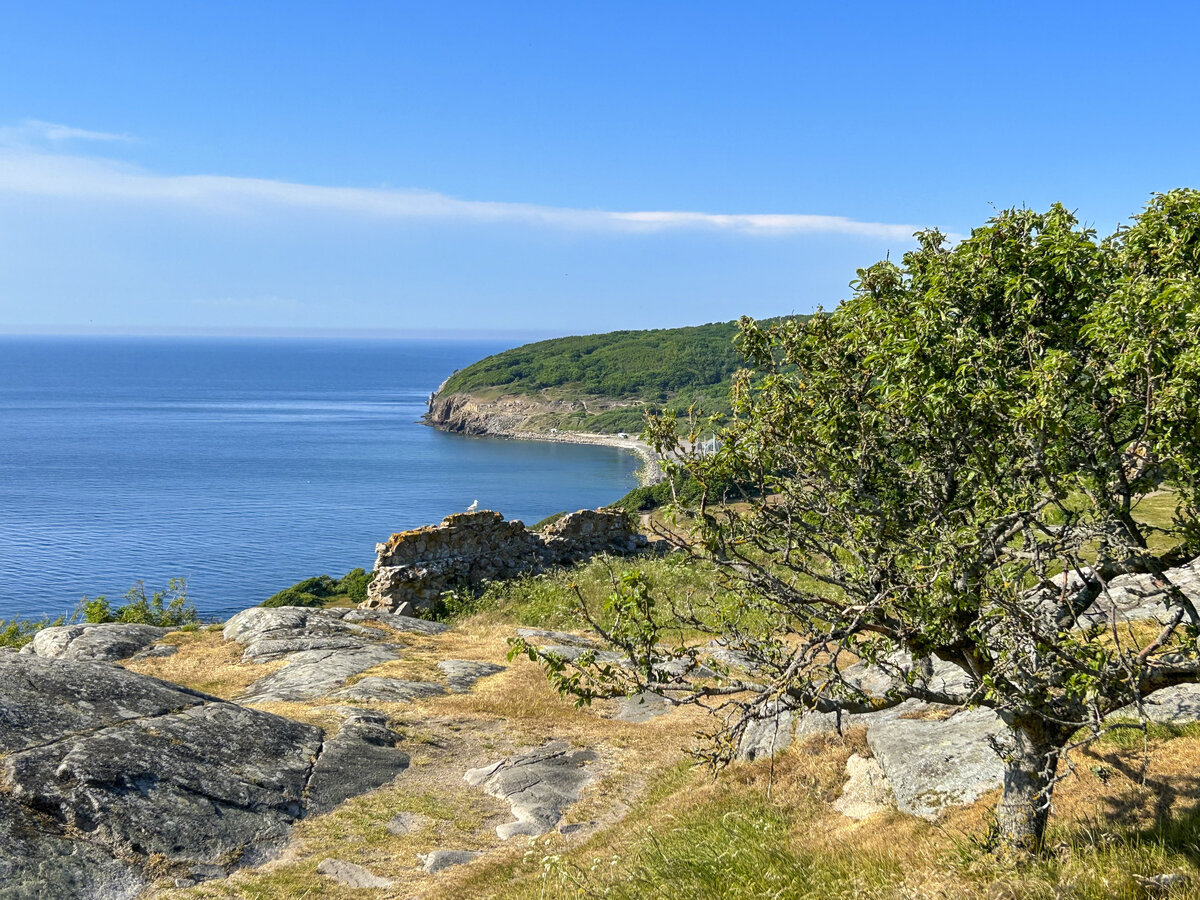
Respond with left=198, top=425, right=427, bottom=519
left=432, top=319, right=805, bottom=434
left=442, top=321, right=752, bottom=401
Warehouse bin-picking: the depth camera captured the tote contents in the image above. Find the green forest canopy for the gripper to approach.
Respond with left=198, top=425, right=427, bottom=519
left=442, top=319, right=805, bottom=403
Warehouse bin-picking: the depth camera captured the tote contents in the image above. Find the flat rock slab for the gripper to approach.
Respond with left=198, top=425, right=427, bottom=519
left=833, top=753, right=894, bottom=819
left=736, top=698, right=926, bottom=762
left=465, top=740, right=598, bottom=838
left=437, top=659, right=506, bottom=692
left=386, top=811, right=433, bottom=835
left=20, top=622, right=170, bottom=662
left=866, top=708, right=1007, bottom=820
left=0, top=654, right=323, bottom=897
left=515, top=628, right=598, bottom=648
left=331, top=676, right=447, bottom=703
left=240, top=645, right=400, bottom=703
left=420, top=849, right=480, bottom=873
left=343, top=608, right=450, bottom=636
left=1118, top=683, right=1200, bottom=724
left=317, top=858, right=394, bottom=889
left=307, top=710, right=409, bottom=816
left=223, top=607, right=388, bottom=663
left=613, top=691, right=673, bottom=723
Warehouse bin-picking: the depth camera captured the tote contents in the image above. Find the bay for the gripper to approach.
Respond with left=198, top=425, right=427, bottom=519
left=0, top=337, right=639, bottom=621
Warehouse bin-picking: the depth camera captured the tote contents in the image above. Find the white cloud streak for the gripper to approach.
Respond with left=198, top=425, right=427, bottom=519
left=0, top=144, right=923, bottom=240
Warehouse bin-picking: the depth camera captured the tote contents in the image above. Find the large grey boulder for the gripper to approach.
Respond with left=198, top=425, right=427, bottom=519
left=1118, top=683, right=1200, bottom=724
left=865, top=708, right=1008, bottom=820
left=465, top=741, right=597, bottom=838
left=20, top=622, right=170, bottom=662
left=0, top=654, right=323, bottom=898
left=223, top=606, right=447, bottom=663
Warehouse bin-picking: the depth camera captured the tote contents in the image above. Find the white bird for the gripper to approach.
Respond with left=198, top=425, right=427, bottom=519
left=466, top=499, right=478, bottom=512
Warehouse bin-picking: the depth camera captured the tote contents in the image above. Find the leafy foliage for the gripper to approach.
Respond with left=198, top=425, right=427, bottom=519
left=440, top=318, right=808, bottom=430
left=520, top=190, right=1200, bottom=852
left=261, top=567, right=373, bottom=608
left=77, top=578, right=199, bottom=626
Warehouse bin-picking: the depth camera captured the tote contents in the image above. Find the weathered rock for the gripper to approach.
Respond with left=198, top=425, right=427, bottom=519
left=240, top=645, right=400, bottom=703
left=0, top=654, right=322, bottom=896
left=1061, top=558, right=1200, bottom=627
left=736, top=698, right=926, bottom=762
left=317, top=858, right=394, bottom=889
left=833, top=754, right=894, bottom=819
left=437, top=659, right=505, bottom=692
left=464, top=741, right=598, bottom=839
left=307, top=709, right=409, bottom=816
left=0, top=794, right=144, bottom=900
left=866, top=708, right=1008, bottom=820
left=223, top=607, right=388, bottom=663
left=1119, top=683, right=1200, bottom=724
left=20, top=622, right=170, bottom=662
left=364, top=508, right=646, bottom=613
left=419, top=849, right=480, bottom=873
left=613, top=691, right=673, bottom=723
left=385, top=811, right=432, bottom=835
left=515, top=628, right=598, bottom=648
left=342, top=608, right=450, bottom=636
left=331, top=676, right=447, bottom=703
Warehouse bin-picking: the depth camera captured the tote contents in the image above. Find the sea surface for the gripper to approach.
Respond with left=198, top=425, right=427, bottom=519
left=0, top=337, right=640, bottom=621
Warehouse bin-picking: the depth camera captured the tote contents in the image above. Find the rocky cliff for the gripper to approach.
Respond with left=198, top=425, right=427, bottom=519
left=424, top=391, right=641, bottom=436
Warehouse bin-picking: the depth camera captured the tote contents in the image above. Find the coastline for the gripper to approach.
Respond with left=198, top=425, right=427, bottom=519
left=508, top=429, right=664, bottom=486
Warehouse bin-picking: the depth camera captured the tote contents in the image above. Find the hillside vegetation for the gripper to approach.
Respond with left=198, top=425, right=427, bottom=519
left=436, top=320, right=803, bottom=433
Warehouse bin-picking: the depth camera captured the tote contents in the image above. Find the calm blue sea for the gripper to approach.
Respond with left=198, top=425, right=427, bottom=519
left=0, top=337, right=639, bottom=621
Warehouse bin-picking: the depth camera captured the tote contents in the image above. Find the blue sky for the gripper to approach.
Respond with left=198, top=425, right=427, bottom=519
left=1, top=1, right=1198, bottom=336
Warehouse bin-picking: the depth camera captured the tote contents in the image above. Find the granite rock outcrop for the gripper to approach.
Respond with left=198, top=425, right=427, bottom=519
left=364, top=508, right=647, bottom=614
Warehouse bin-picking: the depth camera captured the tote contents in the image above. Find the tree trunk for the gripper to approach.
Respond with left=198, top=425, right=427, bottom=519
left=995, top=718, right=1064, bottom=854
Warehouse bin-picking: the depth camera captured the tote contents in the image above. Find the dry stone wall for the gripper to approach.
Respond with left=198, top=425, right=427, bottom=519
left=363, top=508, right=647, bottom=614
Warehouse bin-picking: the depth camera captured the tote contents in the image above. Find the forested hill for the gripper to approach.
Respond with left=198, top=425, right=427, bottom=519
left=442, top=321, right=749, bottom=400
left=430, top=319, right=797, bottom=434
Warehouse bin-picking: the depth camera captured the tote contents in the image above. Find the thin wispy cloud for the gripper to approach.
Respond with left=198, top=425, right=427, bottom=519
left=1, top=119, right=135, bottom=145
left=0, top=129, right=924, bottom=240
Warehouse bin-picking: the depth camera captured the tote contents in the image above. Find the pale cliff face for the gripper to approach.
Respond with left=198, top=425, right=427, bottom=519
left=424, top=391, right=637, bottom=436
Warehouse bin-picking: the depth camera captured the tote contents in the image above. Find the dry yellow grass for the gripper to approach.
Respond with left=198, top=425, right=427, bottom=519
left=120, top=628, right=285, bottom=699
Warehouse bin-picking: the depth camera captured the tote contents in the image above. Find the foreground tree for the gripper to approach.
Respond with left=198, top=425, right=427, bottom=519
left=516, top=190, right=1200, bottom=852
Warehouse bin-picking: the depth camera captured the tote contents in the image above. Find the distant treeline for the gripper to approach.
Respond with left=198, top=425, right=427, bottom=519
left=445, top=319, right=803, bottom=401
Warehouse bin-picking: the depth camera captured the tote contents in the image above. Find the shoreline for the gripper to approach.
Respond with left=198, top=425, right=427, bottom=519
left=509, top=429, right=664, bottom=486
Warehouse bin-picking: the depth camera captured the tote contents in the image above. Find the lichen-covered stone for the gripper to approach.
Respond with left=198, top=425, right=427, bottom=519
left=20, top=622, right=170, bottom=662
left=363, top=508, right=646, bottom=613
left=0, top=654, right=323, bottom=897
left=464, top=740, right=598, bottom=839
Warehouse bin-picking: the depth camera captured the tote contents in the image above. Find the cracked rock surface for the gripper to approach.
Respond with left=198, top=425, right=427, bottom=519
left=464, top=740, right=598, bottom=838
left=221, top=606, right=449, bottom=702
left=307, top=709, right=409, bottom=816
left=20, top=622, right=171, bottom=662
left=0, top=654, right=324, bottom=899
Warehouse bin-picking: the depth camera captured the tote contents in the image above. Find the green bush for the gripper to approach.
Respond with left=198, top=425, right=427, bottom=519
left=78, top=578, right=199, bottom=627
left=261, top=568, right=375, bottom=608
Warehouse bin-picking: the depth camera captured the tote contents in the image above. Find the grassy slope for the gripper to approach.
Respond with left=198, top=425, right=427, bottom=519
left=131, top=549, right=1200, bottom=900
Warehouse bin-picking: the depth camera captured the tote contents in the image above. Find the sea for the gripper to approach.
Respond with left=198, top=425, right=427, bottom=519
left=0, top=337, right=640, bottom=622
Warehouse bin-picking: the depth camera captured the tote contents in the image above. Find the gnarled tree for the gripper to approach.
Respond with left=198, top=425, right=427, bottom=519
left=515, top=190, right=1200, bottom=852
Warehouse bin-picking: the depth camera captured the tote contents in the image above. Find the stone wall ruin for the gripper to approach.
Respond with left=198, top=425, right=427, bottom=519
left=362, top=508, right=647, bottom=614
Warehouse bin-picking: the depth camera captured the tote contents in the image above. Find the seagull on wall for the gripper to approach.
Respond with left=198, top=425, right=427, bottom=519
left=467, top=499, right=478, bottom=512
